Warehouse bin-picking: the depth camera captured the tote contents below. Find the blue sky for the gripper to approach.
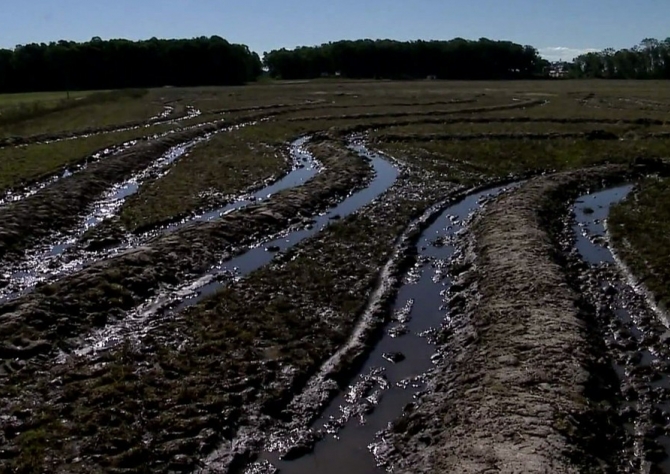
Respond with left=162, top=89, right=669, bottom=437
left=1, top=0, right=668, bottom=61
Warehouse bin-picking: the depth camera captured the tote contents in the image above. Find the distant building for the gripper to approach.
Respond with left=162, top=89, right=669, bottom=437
left=548, top=62, right=569, bottom=78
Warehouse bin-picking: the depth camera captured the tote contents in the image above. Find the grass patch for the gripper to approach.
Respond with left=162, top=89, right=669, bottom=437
left=0, top=89, right=163, bottom=138
left=378, top=138, right=670, bottom=186
left=5, top=78, right=670, bottom=471
left=115, top=117, right=377, bottom=231
left=0, top=90, right=98, bottom=109
left=370, top=120, right=650, bottom=137
left=609, top=177, right=670, bottom=310
left=0, top=123, right=178, bottom=194
left=117, top=121, right=306, bottom=231
left=0, top=173, right=437, bottom=471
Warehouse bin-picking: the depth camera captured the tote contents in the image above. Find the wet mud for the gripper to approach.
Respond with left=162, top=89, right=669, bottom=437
left=0, top=113, right=280, bottom=263
left=83, top=135, right=320, bottom=250
left=375, top=130, right=623, bottom=142
left=291, top=98, right=548, bottom=124
left=0, top=122, right=270, bottom=302
left=0, top=141, right=408, bottom=472
left=0, top=139, right=142, bottom=208
left=562, top=184, right=670, bottom=471
left=0, top=103, right=202, bottom=149
left=72, top=138, right=386, bottom=356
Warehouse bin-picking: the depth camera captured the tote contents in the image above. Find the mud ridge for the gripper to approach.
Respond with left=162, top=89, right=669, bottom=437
left=291, top=99, right=548, bottom=123
left=555, top=180, right=670, bottom=470
left=605, top=219, right=670, bottom=327
left=0, top=140, right=371, bottom=372
left=0, top=123, right=263, bottom=301
left=382, top=164, right=642, bottom=473
left=82, top=136, right=316, bottom=248
left=0, top=139, right=140, bottom=208
left=374, top=130, right=623, bottom=142
left=207, top=98, right=478, bottom=117
left=0, top=104, right=201, bottom=149
left=278, top=177, right=528, bottom=435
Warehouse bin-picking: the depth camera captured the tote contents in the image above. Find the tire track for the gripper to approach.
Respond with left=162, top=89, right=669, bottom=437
left=0, top=135, right=320, bottom=302
left=0, top=138, right=370, bottom=372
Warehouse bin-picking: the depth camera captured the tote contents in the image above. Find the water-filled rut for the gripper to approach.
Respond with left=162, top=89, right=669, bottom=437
left=0, top=125, right=307, bottom=302
left=242, top=184, right=520, bottom=474
left=75, top=139, right=398, bottom=356
left=572, top=185, right=670, bottom=470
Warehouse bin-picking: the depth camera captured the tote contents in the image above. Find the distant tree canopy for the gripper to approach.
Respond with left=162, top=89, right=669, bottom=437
left=569, top=38, right=670, bottom=79
left=0, top=36, right=263, bottom=93
left=263, top=39, right=547, bottom=80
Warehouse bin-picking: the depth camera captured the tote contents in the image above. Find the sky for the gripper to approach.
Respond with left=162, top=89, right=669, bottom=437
left=1, top=0, right=668, bottom=61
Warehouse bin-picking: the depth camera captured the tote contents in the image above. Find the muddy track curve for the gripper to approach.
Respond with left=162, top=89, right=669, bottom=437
left=0, top=136, right=321, bottom=303
left=0, top=139, right=372, bottom=365
left=3, top=88, right=670, bottom=473
left=0, top=104, right=202, bottom=149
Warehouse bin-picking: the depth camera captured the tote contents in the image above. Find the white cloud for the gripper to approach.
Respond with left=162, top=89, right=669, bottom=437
left=538, top=46, right=600, bottom=62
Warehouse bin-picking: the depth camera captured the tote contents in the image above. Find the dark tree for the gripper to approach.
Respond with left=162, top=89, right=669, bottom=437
left=0, top=36, right=263, bottom=93
left=569, top=38, right=670, bottom=79
left=263, top=38, right=548, bottom=80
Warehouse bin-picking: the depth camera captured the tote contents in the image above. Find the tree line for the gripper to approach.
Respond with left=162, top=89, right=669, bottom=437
left=569, top=38, right=670, bottom=79
left=263, top=39, right=547, bottom=80
left=0, top=36, right=262, bottom=93
left=2, top=35, right=669, bottom=93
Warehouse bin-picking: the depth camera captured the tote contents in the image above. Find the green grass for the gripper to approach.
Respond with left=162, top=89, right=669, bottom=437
left=609, top=178, right=670, bottom=311
left=117, top=121, right=303, bottom=231
left=5, top=79, right=670, bottom=472
left=378, top=137, right=670, bottom=186
left=0, top=89, right=164, bottom=138
left=0, top=90, right=99, bottom=108
left=115, top=117, right=382, bottom=231
left=0, top=123, right=179, bottom=194
left=370, top=121, right=655, bottom=137
left=1, top=169, right=437, bottom=472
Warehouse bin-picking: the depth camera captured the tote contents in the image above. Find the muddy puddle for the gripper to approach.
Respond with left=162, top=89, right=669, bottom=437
left=74, top=140, right=399, bottom=357
left=573, top=185, right=670, bottom=470
left=239, top=184, right=519, bottom=474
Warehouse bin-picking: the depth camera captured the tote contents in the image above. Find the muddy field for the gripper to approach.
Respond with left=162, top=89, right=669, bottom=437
left=1, top=80, right=670, bottom=473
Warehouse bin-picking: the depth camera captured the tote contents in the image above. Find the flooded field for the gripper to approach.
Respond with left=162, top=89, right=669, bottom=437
left=1, top=80, right=670, bottom=473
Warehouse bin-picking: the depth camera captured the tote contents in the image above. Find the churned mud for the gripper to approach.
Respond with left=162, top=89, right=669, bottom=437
left=562, top=184, right=670, bottom=472
left=0, top=103, right=201, bottom=149
left=0, top=117, right=262, bottom=261
left=4, top=84, right=670, bottom=474
left=0, top=141, right=403, bottom=472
